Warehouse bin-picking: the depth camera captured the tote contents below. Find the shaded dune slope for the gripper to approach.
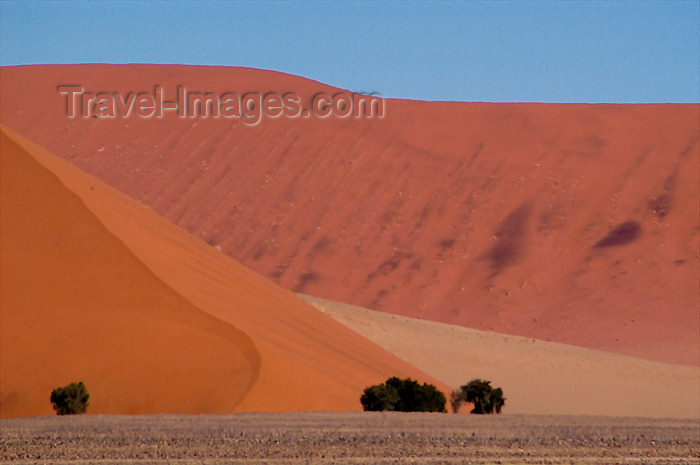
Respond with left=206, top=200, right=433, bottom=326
left=1, top=65, right=698, bottom=365
left=0, top=125, right=446, bottom=418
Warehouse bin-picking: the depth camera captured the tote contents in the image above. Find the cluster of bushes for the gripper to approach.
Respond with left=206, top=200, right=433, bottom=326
left=361, top=377, right=447, bottom=412
left=361, top=377, right=505, bottom=414
left=48, top=377, right=503, bottom=416
left=451, top=379, right=505, bottom=414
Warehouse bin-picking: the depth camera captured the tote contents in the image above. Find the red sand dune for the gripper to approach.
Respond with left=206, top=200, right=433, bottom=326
left=0, top=125, right=445, bottom=418
left=1, top=64, right=698, bottom=366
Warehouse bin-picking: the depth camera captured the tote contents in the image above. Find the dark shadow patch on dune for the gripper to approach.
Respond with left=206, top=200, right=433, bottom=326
left=413, top=203, right=433, bottom=231
left=648, top=193, right=671, bottom=219
left=438, top=238, right=455, bottom=250
left=409, top=257, right=423, bottom=271
left=648, top=171, right=676, bottom=219
left=488, top=203, right=531, bottom=276
left=310, top=235, right=332, bottom=255
left=583, top=134, right=606, bottom=149
left=468, top=142, right=484, bottom=165
left=295, top=271, right=320, bottom=292
left=594, top=221, right=641, bottom=248
left=204, top=235, right=220, bottom=248
left=575, top=134, right=607, bottom=156
left=377, top=251, right=413, bottom=275
left=370, top=289, right=389, bottom=308
left=436, top=238, right=455, bottom=260
left=268, top=269, right=283, bottom=281
left=366, top=251, right=413, bottom=283
left=252, top=244, right=267, bottom=261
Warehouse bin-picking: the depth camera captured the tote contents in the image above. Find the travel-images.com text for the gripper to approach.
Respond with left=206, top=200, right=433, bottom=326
left=58, top=86, right=385, bottom=125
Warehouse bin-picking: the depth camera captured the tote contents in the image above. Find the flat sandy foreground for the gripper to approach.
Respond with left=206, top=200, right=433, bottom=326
left=1, top=413, right=698, bottom=465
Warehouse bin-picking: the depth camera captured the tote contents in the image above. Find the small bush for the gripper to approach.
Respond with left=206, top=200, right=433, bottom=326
left=50, top=381, right=90, bottom=415
left=361, top=377, right=446, bottom=413
left=458, top=379, right=505, bottom=414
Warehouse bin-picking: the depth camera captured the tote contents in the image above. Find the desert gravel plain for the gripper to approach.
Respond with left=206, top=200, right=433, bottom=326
left=1, top=412, right=698, bottom=465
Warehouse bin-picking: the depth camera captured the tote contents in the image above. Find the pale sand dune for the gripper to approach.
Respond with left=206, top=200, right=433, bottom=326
left=1, top=125, right=446, bottom=418
left=301, top=294, right=700, bottom=418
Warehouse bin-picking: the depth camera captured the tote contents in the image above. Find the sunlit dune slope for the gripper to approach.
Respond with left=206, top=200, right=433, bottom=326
left=1, top=64, right=698, bottom=365
left=1, top=128, right=259, bottom=417
left=302, top=295, right=700, bottom=418
left=0, top=125, right=447, bottom=418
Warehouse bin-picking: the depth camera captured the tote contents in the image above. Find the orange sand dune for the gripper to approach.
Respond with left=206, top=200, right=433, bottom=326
left=1, top=65, right=698, bottom=366
left=0, top=125, right=446, bottom=418
left=302, top=295, right=700, bottom=418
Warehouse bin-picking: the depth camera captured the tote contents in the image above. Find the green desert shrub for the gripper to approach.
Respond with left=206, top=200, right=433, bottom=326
left=361, top=377, right=446, bottom=413
left=50, top=381, right=90, bottom=415
left=458, top=379, right=505, bottom=414
left=360, top=383, right=400, bottom=411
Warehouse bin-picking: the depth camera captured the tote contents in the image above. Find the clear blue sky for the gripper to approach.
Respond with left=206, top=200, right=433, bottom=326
left=1, top=1, right=698, bottom=103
